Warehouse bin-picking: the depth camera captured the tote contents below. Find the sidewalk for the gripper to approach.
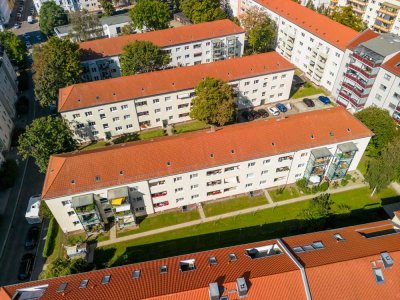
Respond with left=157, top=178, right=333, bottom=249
left=97, top=182, right=368, bottom=247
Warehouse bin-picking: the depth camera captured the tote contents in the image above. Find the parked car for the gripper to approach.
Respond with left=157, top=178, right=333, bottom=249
left=24, top=226, right=39, bottom=250
left=25, top=41, right=31, bottom=48
left=27, top=15, right=33, bottom=24
left=318, top=95, right=331, bottom=105
left=275, top=103, right=288, bottom=113
left=14, top=22, right=21, bottom=29
left=36, top=35, right=42, bottom=42
left=241, top=110, right=254, bottom=121
left=18, top=6, right=23, bottom=12
left=252, top=110, right=262, bottom=119
left=303, top=98, right=315, bottom=107
left=268, top=106, right=280, bottom=116
left=257, top=109, right=269, bottom=118
left=17, top=253, right=35, bottom=280
left=16, top=12, right=22, bottom=18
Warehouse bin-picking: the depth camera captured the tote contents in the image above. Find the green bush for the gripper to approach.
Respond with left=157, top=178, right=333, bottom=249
left=304, top=82, right=312, bottom=88
left=43, top=218, right=58, bottom=258
left=113, top=133, right=139, bottom=144
left=319, top=182, right=329, bottom=192
left=296, top=178, right=308, bottom=190
left=332, top=181, right=339, bottom=189
left=66, top=234, right=86, bottom=246
left=340, top=178, right=349, bottom=187
left=0, top=159, right=18, bottom=189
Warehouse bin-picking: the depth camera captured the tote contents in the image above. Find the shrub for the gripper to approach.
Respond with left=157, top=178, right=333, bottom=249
left=296, top=178, right=308, bottom=190
left=332, top=181, right=339, bottom=189
left=276, top=187, right=285, bottom=195
left=113, top=133, right=139, bottom=144
left=304, top=82, right=312, bottom=88
left=66, top=234, right=85, bottom=246
left=43, top=218, right=59, bottom=258
left=0, top=159, right=18, bottom=189
left=15, top=96, right=29, bottom=114
left=319, top=182, right=329, bottom=192
left=340, top=178, right=349, bottom=186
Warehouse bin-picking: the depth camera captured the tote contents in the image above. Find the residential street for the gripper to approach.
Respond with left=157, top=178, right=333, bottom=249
left=0, top=70, right=48, bottom=286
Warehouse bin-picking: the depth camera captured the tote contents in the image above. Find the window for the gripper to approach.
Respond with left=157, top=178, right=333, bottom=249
left=115, top=126, right=122, bottom=131
left=278, top=155, right=293, bottom=162
left=175, top=187, right=183, bottom=193
left=132, top=270, right=141, bottom=279
left=335, top=52, right=340, bottom=58
left=244, top=81, right=250, bottom=86
left=229, top=253, right=237, bottom=262
left=126, top=124, right=133, bottom=129
left=273, top=76, right=277, bottom=80
left=261, top=170, right=268, bottom=175
left=124, top=115, right=131, bottom=120
left=246, top=173, right=255, bottom=179
left=245, top=183, right=253, bottom=188
left=100, top=114, right=106, bottom=119
left=209, top=256, right=217, bottom=265
left=136, top=101, right=147, bottom=107
left=121, top=104, right=128, bottom=110
left=379, top=84, right=387, bottom=91
left=298, top=163, right=305, bottom=168
left=103, top=124, right=109, bottom=129
left=153, top=98, right=160, bottom=104
left=254, top=79, right=259, bottom=84
left=73, top=114, right=80, bottom=119
left=373, top=268, right=384, bottom=284
left=383, top=73, right=391, bottom=81
left=191, top=194, right=199, bottom=199
left=101, top=275, right=111, bottom=284
left=73, top=221, right=80, bottom=226
left=301, top=152, right=308, bottom=157
left=193, top=43, right=201, bottom=49
left=375, top=93, right=382, bottom=101
left=333, top=233, right=345, bottom=241
left=110, top=107, right=117, bottom=112
left=263, top=159, right=270, bottom=164
left=85, top=111, right=92, bottom=116
left=67, top=211, right=75, bottom=216
left=281, top=74, right=286, bottom=79
left=295, top=173, right=302, bottom=178
left=176, top=197, right=184, bottom=203
left=176, top=47, right=181, bottom=52
left=274, top=176, right=285, bottom=182
left=160, top=265, right=168, bottom=274
left=62, top=200, right=71, bottom=206
left=252, top=89, right=257, bottom=93
left=79, top=280, right=89, bottom=288
left=248, top=162, right=255, bottom=167
left=184, top=46, right=189, bottom=50
left=155, top=108, right=161, bottom=113
left=276, top=166, right=290, bottom=172
left=165, top=96, right=171, bottom=102
left=190, top=173, right=198, bottom=179
left=112, top=117, right=120, bottom=122
left=191, top=184, right=199, bottom=190
left=166, top=106, right=172, bottom=111
left=174, top=176, right=182, bottom=182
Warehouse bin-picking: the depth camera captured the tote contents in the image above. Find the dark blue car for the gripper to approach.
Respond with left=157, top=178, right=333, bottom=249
left=275, top=103, right=287, bottom=113
left=318, top=96, right=331, bottom=104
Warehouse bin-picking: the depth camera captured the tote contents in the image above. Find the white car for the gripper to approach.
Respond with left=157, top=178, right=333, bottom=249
left=268, top=106, right=280, bottom=116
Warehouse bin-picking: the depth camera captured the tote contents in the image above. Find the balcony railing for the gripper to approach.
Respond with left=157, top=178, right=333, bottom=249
left=342, top=82, right=368, bottom=98
left=348, top=64, right=376, bottom=79
left=378, top=7, right=398, bottom=17
left=352, top=53, right=380, bottom=68
left=372, top=23, right=391, bottom=33
left=376, top=16, right=395, bottom=25
left=344, top=73, right=371, bottom=89
left=338, top=91, right=365, bottom=108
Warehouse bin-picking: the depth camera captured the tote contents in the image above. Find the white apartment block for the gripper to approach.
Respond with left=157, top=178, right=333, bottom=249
left=328, top=0, right=400, bottom=35
left=59, top=52, right=295, bottom=142
left=0, top=48, right=18, bottom=163
left=79, top=19, right=245, bottom=81
left=332, top=30, right=400, bottom=123
left=54, top=13, right=131, bottom=40
left=33, top=0, right=130, bottom=12
left=229, top=0, right=360, bottom=93
left=42, top=107, right=372, bottom=233
left=0, top=0, right=13, bottom=30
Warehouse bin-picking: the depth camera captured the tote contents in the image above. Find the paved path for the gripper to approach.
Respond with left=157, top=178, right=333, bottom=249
left=98, top=182, right=368, bottom=247
left=390, top=182, right=400, bottom=195
left=198, top=204, right=206, bottom=220
left=264, top=190, right=274, bottom=204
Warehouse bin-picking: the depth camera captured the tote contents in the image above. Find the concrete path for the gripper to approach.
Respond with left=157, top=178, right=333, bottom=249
left=198, top=204, right=206, bottom=220
left=390, top=182, right=400, bottom=195
left=110, top=224, right=117, bottom=240
left=264, top=190, right=274, bottom=204
left=97, top=182, right=368, bottom=247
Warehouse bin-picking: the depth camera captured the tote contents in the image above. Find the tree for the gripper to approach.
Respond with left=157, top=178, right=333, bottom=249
left=39, top=201, right=53, bottom=219
left=99, top=0, right=115, bottom=16
left=120, top=41, right=170, bottom=76
left=120, top=23, right=135, bottom=35
left=305, top=0, right=316, bottom=10
left=239, top=7, right=267, bottom=33
left=129, top=0, right=170, bottom=31
left=32, top=37, right=82, bottom=107
left=180, top=0, right=227, bottom=23
left=0, top=31, right=26, bottom=65
left=39, top=2, right=68, bottom=36
left=69, top=10, right=104, bottom=42
left=332, top=6, right=367, bottom=32
left=300, top=193, right=333, bottom=230
left=39, top=258, right=90, bottom=279
left=18, top=116, right=77, bottom=173
left=247, top=17, right=277, bottom=53
left=354, top=107, right=398, bottom=157
left=190, top=77, right=236, bottom=126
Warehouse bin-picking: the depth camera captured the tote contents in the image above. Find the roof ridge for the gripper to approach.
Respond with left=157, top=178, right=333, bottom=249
left=58, top=85, right=75, bottom=112
left=41, top=156, right=67, bottom=199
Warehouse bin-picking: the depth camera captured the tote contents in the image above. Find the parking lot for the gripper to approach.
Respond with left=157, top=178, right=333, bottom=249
left=239, top=93, right=330, bottom=122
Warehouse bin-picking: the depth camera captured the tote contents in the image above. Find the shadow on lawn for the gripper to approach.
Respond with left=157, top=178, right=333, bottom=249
left=93, top=204, right=391, bottom=268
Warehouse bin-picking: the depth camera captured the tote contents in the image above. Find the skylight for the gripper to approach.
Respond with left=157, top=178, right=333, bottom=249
left=132, top=270, right=141, bottom=279
left=79, top=280, right=88, bottom=288
left=179, top=259, right=196, bottom=272
left=334, top=233, right=345, bottom=241
left=372, top=268, right=385, bottom=284
left=56, top=283, right=68, bottom=292
left=312, top=241, right=325, bottom=249
left=245, top=244, right=282, bottom=259
left=293, top=246, right=305, bottom=253
left=229, top=253, right=237, bottom=262
left=101, top=275, right=111, bottom=284
left=160, top=265, right=168, bottom=274
left=209, top=256, right=218, bottom=265
left=302, top=245, right=315, bottom=251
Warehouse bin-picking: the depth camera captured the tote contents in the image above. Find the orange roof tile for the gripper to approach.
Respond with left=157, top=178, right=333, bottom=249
left=79, top=19, right=245, bottom=61
left=1, top=239, right=306, bottom=300
left=58, top=52, right=295, bottom=112
left=346, top=29, right=379, bottom=51
left=254, top=0, right=359, bottom=51
left=42, top=107, right=372, bottom=200
left=382, top=52, right=400, bottom=77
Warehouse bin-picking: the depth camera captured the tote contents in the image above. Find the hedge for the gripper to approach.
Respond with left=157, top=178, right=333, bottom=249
left=42, top=218, right=58, bottom=258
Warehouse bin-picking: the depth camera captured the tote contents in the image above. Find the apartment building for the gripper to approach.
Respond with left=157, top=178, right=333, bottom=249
left=0, top=47, right=18, bottom=163
left=328, top=0, right=400, bottom=35
left=0, top=0, right=13, bottom=30
left=42, top=107, right=371, bottom=233
left=79, top=19, right=245, bottom=81
left=333, top=30, right=400, bottom=122
left=59, top=52, right=295, bottom=141
left=3, top=219, right=400, bottom=299
left=229, top=0, right=359, bottom=93
left=54, top=13, right=131, bottom=40
left=33, top=0, right=131, bottom=12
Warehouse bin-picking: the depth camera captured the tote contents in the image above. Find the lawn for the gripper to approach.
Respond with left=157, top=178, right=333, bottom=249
left=269, top=186, right=302, bottom=202
left=78, top=141, right=109, bottom=151
left=46, top=225, right=63, bottom=264
left=94, top=187, right=398, bottom=267
left=138, top=129, right=165, bottom=140
left=357, top=154, right=370, bottom=175
left=117, top=209, right=200, bottom=238
left=291, top=82, right=327, bottom=99
left=174, top=121, right=209, bottom=134
left=203, top=195, right=267, bottom=217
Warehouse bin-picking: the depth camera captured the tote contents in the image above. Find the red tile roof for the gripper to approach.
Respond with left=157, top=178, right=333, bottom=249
left=79, top=19, right=245, bottom=61
left=382, top=52, right=400, bottom=77
left=253, top=0, right=359, bottom=51
left=42, top=107, right=372, bottom=200
left=3, top=220, right=400, bottom=299
left=58, top=52, right=295, bottom=112
left=346, top=29, right=379, bottom=51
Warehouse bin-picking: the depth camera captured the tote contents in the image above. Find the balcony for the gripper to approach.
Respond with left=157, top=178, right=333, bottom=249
left=327, top=142, right=358, bottom=180
left=376, top=16, right=395, bottom=25
left=372, top=23, right=391, bottom=33
left=344, top=73, right=371, bottom=89
left=338, top=91, right=365, bottom=108
left=348, top=0, right=367, bottom=6
left=378, top=7, right=399, bottom=18
left=75, top=204, right=96, bottom=214
left=348, top=64, right=376, bottom=79
left=352, top=53, right=380, bottom=68
left=341, top=82, right=368, bottom=99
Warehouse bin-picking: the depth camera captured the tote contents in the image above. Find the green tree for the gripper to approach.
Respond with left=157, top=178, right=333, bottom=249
left=190, top=77, right=236, bottom=126
left=39, top=201, right=53, bottom=219
left=39, top=2, right=68, bottom=36
left=33, top=37, right=82, bottom=107
left=300, top=193, right=333, bottom=230
left=120, top=40, right=170, bottom=76
left=18, top=116, right=77, bottom=173
left=39, top=258, right=90, bottom=279
left=0, top=31, right=27, bottom=65
left=332, top=6, right=367, bottom=32
left=239, top=7, right=267, bottom=33
left=129, top=0, right=170, bottom=31
left=99, top=0, right=115, bottom=16
left=69, top=10, right=104, bottom=42
left=248, top=17, right=277, bottom=53
left=354, top=107, right=398, bottom=157
left=180, top=0, right=226, bottom=23
left=120, top=23, right=134, bottom=35
left=305, top=0, right=316, bottom=10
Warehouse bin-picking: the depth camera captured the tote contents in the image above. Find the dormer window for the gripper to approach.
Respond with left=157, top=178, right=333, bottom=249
left=209, top=256, right=218, bottom=265
left=229, top=253, right=237, bottom=262
left=179, top=259, right=196, bottom=272
left=160, top=265, right=168, bottom=274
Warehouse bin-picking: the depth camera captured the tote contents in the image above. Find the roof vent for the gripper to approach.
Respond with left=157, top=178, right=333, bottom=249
left=209, top=256, right=218, bottom=266
left=71, top=179, right=76, bottom=184
left=236, top=277, right=248, bottom=297
left=95, top=176, right=100, bottom=182
left=112, top=92, right=116, bottom=96
left=101, top=275, right=111, bottom=284
left=347, top=128, right=351, bottom=132
left=119, top=170, right=124, bottom=175
left=132, top=270, right=141, bottom=279
left=166, top=161, right=171, bottom=166
left=79, top=280, right=89, bottom=288
left=381, top=252, right=394, bottom=268
left=231, top=149, right=235, bottom=154
left=172, top=82, right=175, bottom=86
left=310, top=134, right=315, bottom=139
left=180, top=259, right=196, bottom=272
left=329, top=131, right=334, bottom=137
left=160, top=265, right=168, bottom=274
left=228, top=253, right=237, bottom=262
left=96, top=96, right=100, bottom=99
left=210, top=153, right=214, bottom=158
left=271, top=142, right=275, bottom=146
left=77, top=99, right=81, bottom=102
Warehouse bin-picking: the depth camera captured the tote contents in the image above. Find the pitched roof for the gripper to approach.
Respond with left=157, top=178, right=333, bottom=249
left=42, top=107, right=372, bottom=200
left=382, top=52, right=400, bottom=77
left=79, top=19, right=245, bottom=61
left=58, top=52, right=295, bottom=112
left=254, top=0, right=358, bottom=51
left=346, top=29, right=379, bottom=51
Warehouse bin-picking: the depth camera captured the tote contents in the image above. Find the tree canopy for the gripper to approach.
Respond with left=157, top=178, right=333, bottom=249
left=0, top=31, right=27, bottom=65
left=39, top=258, right=90, bottom=279
left=69, top=10, right=104, bottom=42
left=332, top=6, right=367, bottom=32
left=99, top=0, right=115, bottom=16
left=300, top=193, right=333, bottom=230
left=190, top=77, right=236, bottom=126
left=247, top=16, right=277, bottom=53
left=120, top=40, right=170, bottom=76
left=129, top=0, right=170, bottom=31
left=18, top=116, right=77, bottom=173
left=180, top=0, right=227, bottom=23
left=239, top=6, right=268, bottom=33
left=354, top=107, right=398, bottom=157
left=32, top=37, right=82, bottom=107
left=39, top=2, right=68, bottom=36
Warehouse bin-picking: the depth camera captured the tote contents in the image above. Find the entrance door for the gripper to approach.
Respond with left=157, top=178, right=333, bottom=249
left=162, top=120, right=168, bottom=128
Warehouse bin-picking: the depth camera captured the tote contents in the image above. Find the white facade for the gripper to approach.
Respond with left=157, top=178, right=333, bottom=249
left=45, top=135, right=370, bottom=233
left=0, top=0, right=13, bottom=30
left=33, top=0, right=130, bottom=12
left=81, top=32, right=245, bottom=81
left=60, top=54, right=294, bottom=141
